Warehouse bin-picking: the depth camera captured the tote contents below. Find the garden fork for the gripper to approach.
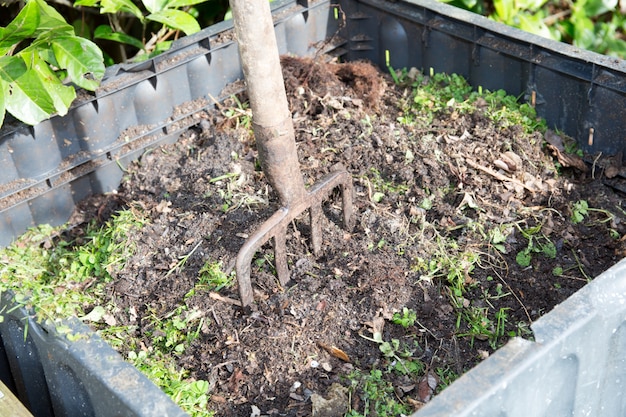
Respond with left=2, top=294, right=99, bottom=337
left=229, top=0, right=353, bottom=307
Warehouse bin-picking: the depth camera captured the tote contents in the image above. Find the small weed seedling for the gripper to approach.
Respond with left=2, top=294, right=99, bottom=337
left=570, top=199, right=615, bottom=226
left=359, top=313, right=426, bottom=380
left=396, top=70, right=546, bottom=135
left=128, top=350, right=211, bottom=416
left=166, top=241, right=202, bottom=277
left=364, top=167, right=410, bottom=204
left=0, top=210, right=144, bottom=321
left=198, top=261, right=234, bottom=291
left=348, top=311, right=425, bottom=416
left=571, top=200, right=589, bottom=224
left=488, top=225, right=510, bottom=253
left=221, top=95, right=253, bottom=131
left=146, top=305, right=204, bottom=355
left=412, top=233, right=480, bottom=294
left=515, top=223, right=556, bottom=268
left=392, top=307, right=417, bottom=328
left=345, top=369, right=413, bottom=417
left=457, top=304, right=510, bottom=350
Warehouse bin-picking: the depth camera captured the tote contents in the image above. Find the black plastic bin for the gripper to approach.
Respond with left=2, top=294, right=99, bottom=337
left=0, top=292, right=188, bottom=416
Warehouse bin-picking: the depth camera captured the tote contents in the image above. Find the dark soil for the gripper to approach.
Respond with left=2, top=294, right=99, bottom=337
left=74, top=56, right=626, bottom=416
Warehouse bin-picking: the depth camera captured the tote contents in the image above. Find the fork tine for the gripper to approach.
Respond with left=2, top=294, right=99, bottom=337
left=274, top=225, right=290, bottom=286
left=342, top=180, right=354, bottom=230
left=310, top=203, right=323, bottom=256
left=236, top=170, right=353, bottom=307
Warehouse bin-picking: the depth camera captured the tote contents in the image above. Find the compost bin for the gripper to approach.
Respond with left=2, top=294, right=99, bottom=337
left=1, top=0, right=626, bottom=415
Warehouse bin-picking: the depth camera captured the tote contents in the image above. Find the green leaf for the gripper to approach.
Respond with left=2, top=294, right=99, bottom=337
left=515, top=250, right=532, bottom=268
left=94, top=25, right=144, bottom=50
left=147, top=9, right=200, bottom=35
left=379, top=341, right=394, bottom=358
left=518, top=13, right=554, bottom=39
left=100, top=0, right=144, bottom=20
left=165, top=0, right=210, bottom=8
left=492, top=0, right=514, bottom=23
left=143, top=0, right=169, bottom=14
left=0, top=1, right=39, bottom=55
left=22, top=50, right=75, bottom=116
left=604, top=38, right=626, bottom=57
left=74, top=0, right=101, bottom=6
left=27, top=41, right=59, bottom=68
left=55, top=324, right=72, bottom=335
left=584, top=0, right=617, bottom=17
left=372, top=191, right=384, bottom=203
left=541, top=241, right=556, bottom=258
left=516, top=0, right=548, bottom=11
left=0, top=56, right=56, bottom=125
left=150, top=40, right=172, bottom=56
left=79, top=305, right=106, bottom=322
left=0, top=80, right=7, bottom=127
left=20, top=52, right=76, bottom=116
left=36, top=0, right=70, bottom=22
left=489, top=227, right=507, bottom=244
left=32, top=0, right=75, bottom=38
left=494, top=243, right=506, bottom=253
left=72, top=19, right=92, bottom=39
left=572, top=211, right=584, bottom=223
left=50, top=36, right=104, bottom=90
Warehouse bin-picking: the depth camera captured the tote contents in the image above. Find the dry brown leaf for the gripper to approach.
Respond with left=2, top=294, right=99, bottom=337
left=546, top=144, right=588, bottom=172
left=417, top=372, right=439, bottom=402
left=317, top=342, right=351, bottom=362
left=155, top=200, right=172, bottom=213
left=407, top=397, right=425, bottom=411
left=227, top=368, right=245, bottom=393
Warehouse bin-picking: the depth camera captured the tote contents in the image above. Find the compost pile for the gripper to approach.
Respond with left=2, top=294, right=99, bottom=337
left=76, top=56, right=626, bottom=416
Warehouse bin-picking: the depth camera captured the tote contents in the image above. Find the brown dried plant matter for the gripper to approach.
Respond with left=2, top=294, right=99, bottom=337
left=281, top=56, right=387, bottom=112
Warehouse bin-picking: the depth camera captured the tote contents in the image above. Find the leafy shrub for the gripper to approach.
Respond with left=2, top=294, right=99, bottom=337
left=74, top=0, right=206, bottom=63
left=438, top=0, right=626, bottom=58
left=0, top=0, right=104, bottom=127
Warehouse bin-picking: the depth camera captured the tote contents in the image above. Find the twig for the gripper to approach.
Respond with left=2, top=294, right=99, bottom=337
left=465, top=158, right=535, bottom=193
left=477, top=250, right=532, bottom=324
left=415, top=319, right=440, bottom=340
left=495, top=271, right=532, bottom=324
left=543, top=9, right=571, bottom=26
left=209, top=291, right=243, bottom=307
left=209, top=306, right=221, bottom=326
left=570, top=249, right=592, bottom=281
left=165, top=241, right=202, bottom=278
left=591, top=152, right=602, bottom=179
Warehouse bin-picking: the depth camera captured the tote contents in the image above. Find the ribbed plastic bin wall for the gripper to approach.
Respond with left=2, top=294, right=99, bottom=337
left=1, top=0, right=626, bottom=415
left=0, top=293, right=188, bottom=417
